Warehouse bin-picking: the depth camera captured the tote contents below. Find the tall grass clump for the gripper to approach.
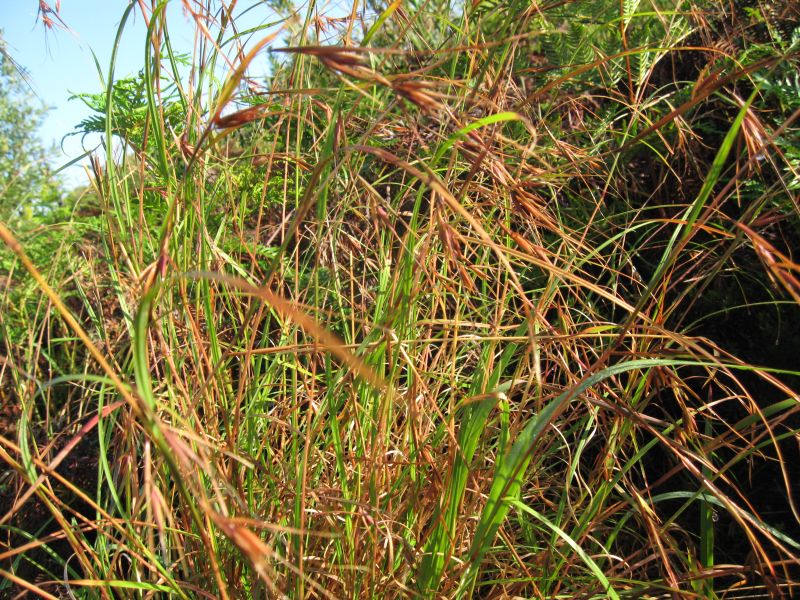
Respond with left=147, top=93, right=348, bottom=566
left=2, top=0, right=800, bottom=597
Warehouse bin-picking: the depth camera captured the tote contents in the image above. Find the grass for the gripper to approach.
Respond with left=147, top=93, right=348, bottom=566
left=1, top=0, right=800, bottom=597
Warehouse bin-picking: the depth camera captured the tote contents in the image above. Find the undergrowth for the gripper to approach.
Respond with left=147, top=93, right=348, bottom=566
left=1, top=0, right=800, bottom=597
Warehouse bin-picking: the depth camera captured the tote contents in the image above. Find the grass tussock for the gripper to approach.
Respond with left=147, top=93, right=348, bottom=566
left=2, top=0, right=800, bottom=597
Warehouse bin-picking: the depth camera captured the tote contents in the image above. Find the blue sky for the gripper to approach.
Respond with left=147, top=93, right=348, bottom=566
left=0, top=1, right=283, bottom=187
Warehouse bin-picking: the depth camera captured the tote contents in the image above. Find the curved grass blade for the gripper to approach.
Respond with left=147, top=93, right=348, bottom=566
left=507, top=498, right=620, bottom=600
left=459, top=358, right=688, bottom=597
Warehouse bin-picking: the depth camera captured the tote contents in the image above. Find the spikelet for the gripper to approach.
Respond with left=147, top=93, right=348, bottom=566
left=391, top=80, right=445, bottom=114
left=274, top=46, right=390, bottom=85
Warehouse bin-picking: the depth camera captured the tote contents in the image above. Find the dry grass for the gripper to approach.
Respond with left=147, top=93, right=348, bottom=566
left=1, top=0, right=799, bottom=597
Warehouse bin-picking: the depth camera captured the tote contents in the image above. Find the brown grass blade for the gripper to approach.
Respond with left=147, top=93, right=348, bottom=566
left=737, top=222, right=800, bottom=303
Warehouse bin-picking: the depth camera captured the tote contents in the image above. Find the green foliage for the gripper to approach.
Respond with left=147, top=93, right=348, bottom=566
left=69, top=67, right=186, bottom=152
left=0, top=31, right=63, bottom=223
left=0, top=30, right=71, bottom=356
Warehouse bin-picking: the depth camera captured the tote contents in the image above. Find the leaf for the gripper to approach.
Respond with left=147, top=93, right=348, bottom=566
left=458, top=358, right=689, bottom=597
left=508, top=499, right=620, bottom=600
